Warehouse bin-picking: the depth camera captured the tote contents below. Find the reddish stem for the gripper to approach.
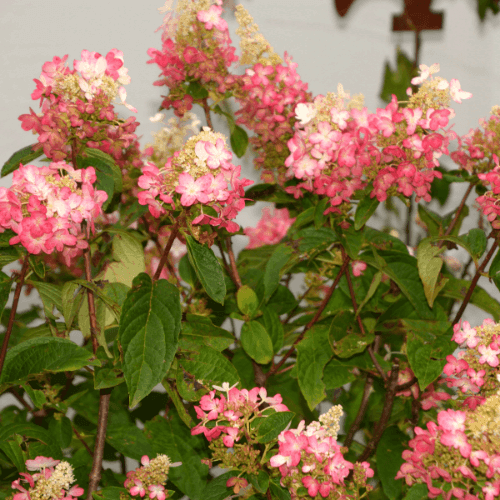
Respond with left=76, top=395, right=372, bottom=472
left=452, top=235, right=498, bottom=325
left=86, top=389, right=111, bottom=500
left=153, top=219, right=181, bottom=281
left=202, top=98, right=214, bottom=129
left=225, top=237, right=242, bottom=289
left=266, top=257, right=350, bottom=379
left=0, top=257, right=30, bottom=379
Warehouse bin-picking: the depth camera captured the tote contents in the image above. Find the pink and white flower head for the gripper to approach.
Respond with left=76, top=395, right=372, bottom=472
left=139, top=128, right=252, bottom=232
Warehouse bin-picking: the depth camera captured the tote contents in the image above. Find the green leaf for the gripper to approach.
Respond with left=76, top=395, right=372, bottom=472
left=145, top=414, right=209, bottom=500
left=1, top=144, right=43, bottom=177
left=417, top=238, right=448, bottom=308
left=240, top=321, right=274, bottom=364
left=260, top=308, right=284, bottom=353
left=230, top=125, right=249, bottom=158
left=489, top=247, right=500, bottom=277
left=186, top=236, right=226, bottom=304
left=0, top=245, right=22, bottom=267
left=103, top=232, right=146, bottom=287
left=0, top=279, right=12, bottom=324
left=380, top=49, right=415, bottom=103
left=106, top=411, right=153, bottom=461
left=180, top=315, right=234, bottom=351
left=85, top=148, right=123, bottom=193
left=407, top=336, right=446, bottom=391
left=364, top=250, right=433, bottom=319
left=441, top=275, right=500, bottom=321
left=264, top=244, right=294, bottom=302
left=178, top=254, right=198, bottom=287
left=201, top=471, right=234, bottom=500
left=323, top=358, right=357, bottom=390
left=376, top=426, right=406, bottom=500
left=48, top=416, right=73, bottom=449
left=461, top=228, right=487, bottom=260
left=269, top=479, right=291, bottom=500
left=61, top=282, right=84, bottom=331
left=0, top=338, right=99, bottom=386
left=237, top=285, right=259, bottom=317
left=30, top=281, right=62, bottom=319
left=256, top=411, right=295, bottom=443
left=296, top=227, right=338, bottom=252
left=0, top=437, right=27, bottom=471
left=162, top=380, right=194, bottom=428
left=477, top=0, right=500, bottom=20
left=92, top=487, right=129, bottom=500
left=180, top=345, right=240, bottom=387
left=119, top=273, right=181, bottom=407
left=297, top=325, right=333, bottom=410
left=248, top=470, right=270, bottom=494
left=403, top=484, right=429, bottom=500
left=354, top=190, right=379, bottom=230
left=22, top=384, right=47, bottom=409
left=267, top=285, right=297, bottom=315
left=314, top=197, right=329, bottom=228
left=94, top=367, right=125, bottom=390
left=186, top=80, right=209, bottom=99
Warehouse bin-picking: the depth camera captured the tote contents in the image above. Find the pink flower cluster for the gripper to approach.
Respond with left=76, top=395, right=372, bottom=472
left=284, top=65, right=471, bottom=217
left=477, top=164, right=500, bottom=229
left=441, top=319, right=500, bottom=408
left=396, top=407, right=500, bottom=500
left=451, top=107, right=500, bottom=174
left=124, top=455, right=179, bottom=500
left=269, top=420, right=373, bottom=499
left=191, top=384, right=289, bottom=445
left=0, top=162, right=107, bottom=261
left=147, top=0, right=237, bottom=117
left=234, top=56, right=312, bottom=183
left=138, top=130, right=253, bottom=232
left=12, top=456, right=83, bottom=500
left=244, top=207, right=295, bottom=249
left=19, top=50, right=142, bottom=173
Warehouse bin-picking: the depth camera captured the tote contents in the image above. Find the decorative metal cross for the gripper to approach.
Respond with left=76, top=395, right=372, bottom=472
left=335, top=0, right=443, bottom=32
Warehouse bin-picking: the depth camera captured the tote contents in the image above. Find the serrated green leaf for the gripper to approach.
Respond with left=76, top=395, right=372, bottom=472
left=1, top=144, right=43, bottom=177
left=61, top=281, right=84, bottom=331
left=407, top=336, right=446, bottom=390
left=30, top=281, right=62, bottom=319
left=0, top=338, right=99, bottom=386
left=186, top=236, right=226, bottom=304
left=417, top=238, right=448, bottom=308
left=0, top=438, right=27, bottom=471
left=180, top=315, right=234, bottom=351
left=248, top=470, right=269, bottom=494
left=297, top=325, right=333, bottom=410
left=119, top=273, right=181, bottom=407
left=380, top=49, right=415, bottom=103
left=240, top=321, right=274, bottom=364
left=94, top=367, right=125, bottom=390
left=48, top=416, right=73, bottom=449
left=314, top=197, right=329, bottom=228
left=201, top=471, right=233, bottom=500
left=185, top=80, right=209, bottom=100
left=180, top=345, right=240, bottom=387
left=178, top=254, right=198, bottom=287
left=269, top=479, right=291, bottom=500
left=364, top=250, right=433, bottom=319
left=461, top=228, right=487, bottom=260
left=256, top=411, right=294, bottom=443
